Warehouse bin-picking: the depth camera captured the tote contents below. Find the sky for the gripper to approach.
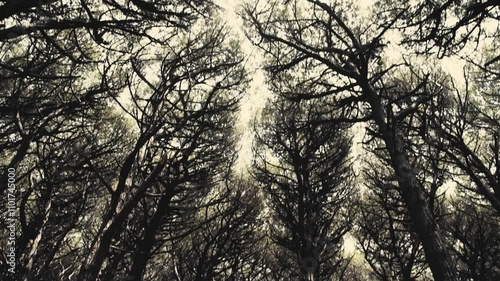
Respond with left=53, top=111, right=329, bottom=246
left=214, top=0, right=270, bottom=171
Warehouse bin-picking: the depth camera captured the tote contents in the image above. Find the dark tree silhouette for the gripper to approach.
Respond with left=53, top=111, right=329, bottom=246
left=0, top=0, right=218, bottom=192
left=355, top=163, right=430, bottom=281
left=242, top=1, right=458, bottom=279
left=76, top=21, right=247, bottom=281
left=160, top=178, right=264, bottom=281
left=376, top=0, right=500, bottom=60
left=448, top=193, right=500, bottom=280
left=0, top=1, right=248, bottom=280
left=354, top=65, right=455, bottom=280
left=0, top=0, right=213, bottom=41
left=422, top=69, right=500, bottom=215
left=252, top=96, right=355, bottom=281
left=0, top=108, right=131, bottom=281
left=2, top=0, right=499, bottom=280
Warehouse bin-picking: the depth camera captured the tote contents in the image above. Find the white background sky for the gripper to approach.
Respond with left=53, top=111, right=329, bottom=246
left=214, top=0, right=270, bottom=171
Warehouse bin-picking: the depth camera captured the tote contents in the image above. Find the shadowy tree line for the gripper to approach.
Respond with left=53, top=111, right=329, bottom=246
left=1, top=0, right=499, bottom=280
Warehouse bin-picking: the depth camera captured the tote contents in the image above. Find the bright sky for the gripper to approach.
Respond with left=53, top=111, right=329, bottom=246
left=214, top=0, right=270, bottom=171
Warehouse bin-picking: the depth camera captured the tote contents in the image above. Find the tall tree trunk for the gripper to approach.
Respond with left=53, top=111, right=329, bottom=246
left=127, top=189, right=175, bottom=281
left=362, top=82, right=458, bottom=281
left=23, top=190, right=52, bottom=281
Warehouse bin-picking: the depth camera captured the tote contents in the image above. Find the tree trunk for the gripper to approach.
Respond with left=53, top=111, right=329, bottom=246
left=127, top=190, right=175, bottom=281
left=22, top=189, right=52, bottom=281
left=362, top=82, right=458, bottom=281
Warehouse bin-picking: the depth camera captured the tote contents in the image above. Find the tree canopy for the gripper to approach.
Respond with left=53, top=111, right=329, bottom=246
left=1, top=0, right=499, bottom=280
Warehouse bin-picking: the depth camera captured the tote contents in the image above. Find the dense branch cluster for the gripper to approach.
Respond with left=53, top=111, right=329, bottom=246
left=1, top=0, right=499, bottom=280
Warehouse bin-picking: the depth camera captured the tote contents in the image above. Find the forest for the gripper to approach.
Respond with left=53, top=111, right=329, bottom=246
left=0, top=0, right=499, bottom=280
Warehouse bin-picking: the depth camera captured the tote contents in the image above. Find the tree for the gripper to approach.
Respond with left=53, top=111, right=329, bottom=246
left=162, top=177, right=264, bottom=281
left=242, top=0, right=458, bottom=279
left=0, top=0, right=213, bottom=41
left=0, top=2, right=248, bottom=280
left=377, top=0, right=500, bottom=62
left=354, top=62, right=458, bottom=281
left=448, top=193, right=500, bottom=280
left=0, top=0, right=218, bottom=191
left=252, top=95, right=355, bottom=281
left=0, top=107, right=131, bottom=281
left=76, top=20, right=247, bottom=281
left=419, top=66, right=500, bottom=215
left=0, top=23, right=132, bottom=278
left=3, top=0, right=499, bottom=280
left=355, top=163, right=430, bottom=281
